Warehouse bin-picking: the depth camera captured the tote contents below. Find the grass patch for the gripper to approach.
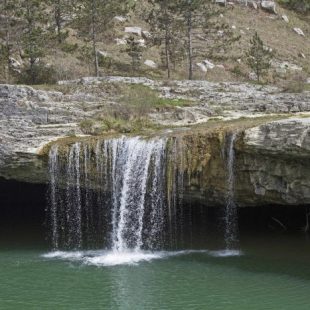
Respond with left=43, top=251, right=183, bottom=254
left=79, top=116, right=161, bottom=135
left=120, top=84, right=192, bottom=110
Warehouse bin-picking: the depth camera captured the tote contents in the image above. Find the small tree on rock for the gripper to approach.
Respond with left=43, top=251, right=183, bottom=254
left=246, top=32, right=274, bottom=82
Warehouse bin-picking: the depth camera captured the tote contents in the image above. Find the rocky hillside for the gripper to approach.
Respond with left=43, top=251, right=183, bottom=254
left=0, top=0, right=309, bottom=84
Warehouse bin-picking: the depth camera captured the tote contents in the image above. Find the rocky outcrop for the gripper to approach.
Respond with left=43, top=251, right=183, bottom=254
left=235, top=118, right=310, bottom=206
left=261, top=1, right=277, bottom=14
left=1, top=78, right=310, bottom=208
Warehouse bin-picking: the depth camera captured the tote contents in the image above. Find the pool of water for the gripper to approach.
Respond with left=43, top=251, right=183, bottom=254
left=1, top=233, right=310, bottom=310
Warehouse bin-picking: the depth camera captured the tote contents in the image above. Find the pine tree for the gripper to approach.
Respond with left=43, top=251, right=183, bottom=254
left=246, top=32, right=274, bottom=82
left=178, top=0, right=200, bottom=80
left=124, top=36, right=144, bottom=72
left=75, top=0, right=133, bottom=77
left=0, top=0, right=19, bottom=83
left=49, top=0, right=74, bottom=44
left=178, top=0, right=239, bottom=80
left=146, top=0, right=182, bottom=79
left=19, top=0, right=48, bottom=84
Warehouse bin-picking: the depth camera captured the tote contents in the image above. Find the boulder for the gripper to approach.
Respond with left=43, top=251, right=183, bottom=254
left=261, top=1, right=277, bottom=14
left=250, top=1, right=258, bottom=10
left=137, top=39, right=146, bottom=47
left=114, top=16, right=126, bottom=22
left=115, top=38, right=127, bottom=45
left=282, top=15, right=289, bottom=23
left=293, top=28, right=305, bottom=37
left=203, top=59, right=215, bottom=69
left=124, top=26, right=142, bottom=36
left=144, top=60, right=158, bottom=69
left=142, top=31, right=152, bottom=39
left=197, top=63, right=208, bottom=72
left=215, top=0, right=226, bottom=6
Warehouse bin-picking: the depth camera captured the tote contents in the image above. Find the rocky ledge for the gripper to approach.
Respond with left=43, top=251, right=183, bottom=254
left=0, top=78, right=310, bottom=207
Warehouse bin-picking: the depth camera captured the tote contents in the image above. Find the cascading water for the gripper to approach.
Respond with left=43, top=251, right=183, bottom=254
left=47, top=136, right=178, bottom=252
left=47, top=134, right=243, bottom=265
left=224, top=133, right=239, bottom=250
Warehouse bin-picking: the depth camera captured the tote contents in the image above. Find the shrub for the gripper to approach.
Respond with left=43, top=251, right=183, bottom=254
left=278, top=0, right=310, bottom=13
left=281, top=72, right=307, bottom=93
left=17, top=63, right=58, bottom=85
left=80, top=119, right=95, bottom=134
left=61, top=43, right=78, bottom=53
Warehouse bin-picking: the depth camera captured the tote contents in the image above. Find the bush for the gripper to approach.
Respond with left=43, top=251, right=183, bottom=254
left=278, top=0, right=310, bottom=13
left=120, top=84, right=192, bottom=117
left=17, top=63, right=57, bottom=85
left=281, top=72, right=307, bottom=93
left=61, top=43, right=78, bottom=54
left=80, top=119, right=95, bottom=135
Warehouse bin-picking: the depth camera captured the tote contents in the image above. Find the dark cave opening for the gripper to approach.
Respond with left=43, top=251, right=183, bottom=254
left=0, top=177, right=309, bottom=249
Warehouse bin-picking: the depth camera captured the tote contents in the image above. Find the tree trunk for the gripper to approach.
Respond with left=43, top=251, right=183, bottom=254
left=4, top=0, right=10, bottom=83
left=165, top=28, right=171, bottom=79
left=187, top=10, right=193, bottom=80
left=55, top=0, right=62, bottom=44
left=91, top=0, right=99, bottom=77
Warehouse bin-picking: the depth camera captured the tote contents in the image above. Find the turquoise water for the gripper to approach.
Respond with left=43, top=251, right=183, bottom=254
left=1, top=233, right=310, bottom=309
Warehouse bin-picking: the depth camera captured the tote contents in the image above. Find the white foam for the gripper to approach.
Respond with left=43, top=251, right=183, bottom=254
left=85, top=251, right=164, bottom=266
left=42, top=249, right=243, bottom=266
left=208, top=249, right=242, bottom=257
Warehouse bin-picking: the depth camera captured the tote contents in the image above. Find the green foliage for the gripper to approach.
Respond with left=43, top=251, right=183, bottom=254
left=18, top=0, right=48, bottom=84
left=246, top=32, right=274, bottom=82
left=278, top=0, right=310, bottom=13
left=61, top=43, right=79, bottom=53
left=17, top=63, right=57, bottom=85
left=98, top=54, right=113, bottom=70
left=75, top=0, right=134, bottom=76
left=146, top=0, right=184, bottom=78
left=120, top=84, right=192, bottom=113
left=80, top=119, right=95, bottom=134
left=124, top=36, right=144, bottom=72
left=101, top=116, right=157, bottom=134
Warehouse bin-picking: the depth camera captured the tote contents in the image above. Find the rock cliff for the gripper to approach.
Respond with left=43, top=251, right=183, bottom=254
left=0, top=79, right=310, bottom=207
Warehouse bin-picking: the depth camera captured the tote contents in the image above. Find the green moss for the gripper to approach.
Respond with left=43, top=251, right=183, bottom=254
left=120, top=84, right=193, bottom=109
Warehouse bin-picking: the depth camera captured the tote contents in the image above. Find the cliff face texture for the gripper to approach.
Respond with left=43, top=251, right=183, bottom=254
left=0, top=81, right=310, bottom=207
left=235, top=118, right=310, bottom=206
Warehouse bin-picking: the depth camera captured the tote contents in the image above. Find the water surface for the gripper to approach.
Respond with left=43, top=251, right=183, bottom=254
left=1, top=233, right=310, bottom=310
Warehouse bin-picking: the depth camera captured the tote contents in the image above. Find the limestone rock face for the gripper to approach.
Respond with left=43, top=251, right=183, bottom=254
left=1, top=79, right=310, bottom=208
left=236, top=118, right=310, bottom=206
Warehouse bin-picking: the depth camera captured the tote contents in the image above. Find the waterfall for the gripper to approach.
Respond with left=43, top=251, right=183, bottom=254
left=110, top=137, right=166, bottom=251
left=47, top=136, right=177, bottom=251
left=48, top=145, right=59, bottom=249
left=224, top=133, right=239, bottom=250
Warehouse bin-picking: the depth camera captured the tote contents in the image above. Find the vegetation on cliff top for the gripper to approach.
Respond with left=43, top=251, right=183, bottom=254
left=0, top=0, right=309, bottom=86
